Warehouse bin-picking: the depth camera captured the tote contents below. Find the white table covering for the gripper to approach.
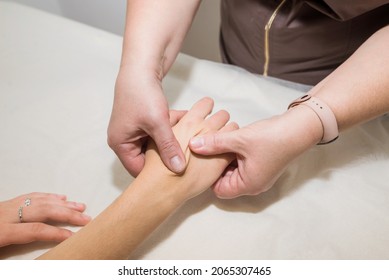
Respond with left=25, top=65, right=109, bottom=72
left=1, top=1, right=389, bottom=260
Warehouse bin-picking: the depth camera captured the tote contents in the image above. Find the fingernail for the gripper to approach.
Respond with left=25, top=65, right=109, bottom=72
left=69, top=201, right=85, bottom=210
left=190, top=137, right=204, bottom=149
left=75, top=202, right=85, bottom=208
left=170, top=155, right=185, bottom=173
left=82, top=213, right=92, bottom=220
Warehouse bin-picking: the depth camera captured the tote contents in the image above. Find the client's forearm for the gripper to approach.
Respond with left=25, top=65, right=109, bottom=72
left=38, top=98, right=232, bottom=259
left=37, top=172, right=183, bottom=260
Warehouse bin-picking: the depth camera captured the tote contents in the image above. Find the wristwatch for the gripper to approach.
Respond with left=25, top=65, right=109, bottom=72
left=288, top=94, right=339, bottom=144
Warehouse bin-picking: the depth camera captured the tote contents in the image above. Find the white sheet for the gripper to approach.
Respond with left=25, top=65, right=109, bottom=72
left=1, top=1, right=389, bottom=260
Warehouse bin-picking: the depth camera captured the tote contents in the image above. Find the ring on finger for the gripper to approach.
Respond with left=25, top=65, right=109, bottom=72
left=24, top=198, right=31, bottom=207
left=18, top=206, right=24, bottom=223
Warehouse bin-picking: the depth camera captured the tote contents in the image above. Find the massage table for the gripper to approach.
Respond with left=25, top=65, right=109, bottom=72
left=1, top=1, right=389, bottom=260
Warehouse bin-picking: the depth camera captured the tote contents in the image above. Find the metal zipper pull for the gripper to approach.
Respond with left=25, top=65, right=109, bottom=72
left=263, top=0, right=287, bottom=76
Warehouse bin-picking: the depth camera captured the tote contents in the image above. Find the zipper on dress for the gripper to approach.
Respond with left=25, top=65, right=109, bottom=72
left=263, top=0, right=287, bottom=76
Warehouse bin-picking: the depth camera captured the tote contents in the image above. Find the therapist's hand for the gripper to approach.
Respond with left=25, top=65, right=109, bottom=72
left=0, top=192, right=91, bottom=247
left=108, top=66, right=186, bottom=177
left=189, top=105, right=324, bottom=198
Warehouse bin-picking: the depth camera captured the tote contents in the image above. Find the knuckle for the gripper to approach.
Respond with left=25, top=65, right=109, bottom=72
left=106, top=129, right=122, bottom=150
left=146, top=107, right=169, bottom=125
left=40, top=204, right=57, bottom=222
left=233, top=136, right=247, bottom=153
left=183, top=118, right=199, bottom=131
left=210, top=135, right=223, bottom=150
left=149, top=110, right=165, bottom=122
left=157, top=138, right=178, bottom=155
left=107, top=135, right=117, bottom=150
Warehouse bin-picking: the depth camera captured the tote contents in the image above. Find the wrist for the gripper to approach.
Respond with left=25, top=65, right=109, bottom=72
left=288, top=94, right=339, bottom=144
left=114, top=65, right=163, bottom=101
left=133, top=168, right=189, bottom=209
left=278, top=105, right=323, bottom=155
left=116, top=64, right=160, bottom=85
left=119, top=50, right=166, bottom=81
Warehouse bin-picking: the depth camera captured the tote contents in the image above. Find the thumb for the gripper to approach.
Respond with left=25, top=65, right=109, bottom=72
left=189, top=130, right=240, bottom=155
left=150, top=122, right=186, bottom=174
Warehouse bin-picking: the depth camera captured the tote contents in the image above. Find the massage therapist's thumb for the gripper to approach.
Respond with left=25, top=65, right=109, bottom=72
left=151, top=122, right=186, bottom=174
left=189, top=131, right=239, bottom=155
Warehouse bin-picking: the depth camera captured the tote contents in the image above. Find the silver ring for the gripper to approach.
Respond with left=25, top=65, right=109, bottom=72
left=18, top=206, right=23, bottom=223
left=24, top=198, right=31, bottom=207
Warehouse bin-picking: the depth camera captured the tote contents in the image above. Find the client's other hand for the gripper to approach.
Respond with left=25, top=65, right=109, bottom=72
left=0, top=192, right=91, bottom=247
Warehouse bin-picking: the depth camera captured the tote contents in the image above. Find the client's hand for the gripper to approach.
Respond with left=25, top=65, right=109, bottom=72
left=37, top=98, right=238, bottom=260
left=141, top=97, right=238, bottom=202
left=0, top=192, right=91, bottom=247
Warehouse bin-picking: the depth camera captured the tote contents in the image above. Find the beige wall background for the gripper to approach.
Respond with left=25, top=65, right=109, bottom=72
left=6, top=0, right=221, bottom=62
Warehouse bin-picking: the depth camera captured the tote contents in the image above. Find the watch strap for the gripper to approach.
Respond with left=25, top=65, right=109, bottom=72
left=288, top=94, right=339, bottom=144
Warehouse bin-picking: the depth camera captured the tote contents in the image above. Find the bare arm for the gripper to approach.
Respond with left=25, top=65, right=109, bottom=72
left=108, top=0, right=202, bottom=176
left=311, top=25, right=389, bottom=130
left=37, top=172, right=187, bottom=259
left=120, top=0, right=201, bottom=75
